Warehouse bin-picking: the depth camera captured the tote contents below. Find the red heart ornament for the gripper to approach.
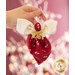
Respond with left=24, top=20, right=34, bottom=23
left=27, top=34, right=51, bottom=64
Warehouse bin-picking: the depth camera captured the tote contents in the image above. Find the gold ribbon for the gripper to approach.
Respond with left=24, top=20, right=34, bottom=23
left=31, top=29, right=45, bottom=39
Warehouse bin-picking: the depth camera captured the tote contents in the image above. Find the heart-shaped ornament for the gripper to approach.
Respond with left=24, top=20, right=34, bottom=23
left=27, top=34, right=51, bottom=64
left=16, top=19, right=57, bottom=65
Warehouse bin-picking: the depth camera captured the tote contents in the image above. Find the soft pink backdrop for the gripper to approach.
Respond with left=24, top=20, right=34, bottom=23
left=6, top=0, right=69, bottom=75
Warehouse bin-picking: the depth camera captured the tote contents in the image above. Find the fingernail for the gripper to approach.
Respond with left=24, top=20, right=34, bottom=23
left=37, top=9, right=41, bottom=13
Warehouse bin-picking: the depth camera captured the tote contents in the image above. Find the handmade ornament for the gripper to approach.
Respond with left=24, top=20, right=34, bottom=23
left=16, top=19, right=57, bottom=64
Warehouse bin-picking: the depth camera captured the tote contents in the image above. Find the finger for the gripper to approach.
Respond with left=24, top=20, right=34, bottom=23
left=41, top=12, right=47, bottom=21
left=33, top=19, right=37, bottom=24
left=29, top=9, right=47, bottom=21
left=29, top=9, right=42, bottom=18
left=22, top=5, right=47, bottom=20
left=22, top=5, right=39, bottom=12
left=30, top=18, right=37, bottom=25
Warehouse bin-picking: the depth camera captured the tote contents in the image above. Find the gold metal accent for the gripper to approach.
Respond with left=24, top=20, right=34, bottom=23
left=32, top=29, right=45, bottom=39
left=53, top=59, right=67, bottom=73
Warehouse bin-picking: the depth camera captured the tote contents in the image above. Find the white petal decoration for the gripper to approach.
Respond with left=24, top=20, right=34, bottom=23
left=16, top=19, right=57, bottom=36
left=43, top=19, right=57, bottom=35
left=16, top=19, right=33, bottom=34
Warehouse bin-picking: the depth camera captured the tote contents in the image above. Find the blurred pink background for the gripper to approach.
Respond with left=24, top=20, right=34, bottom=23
left=6, top=0, right=69, bottom=75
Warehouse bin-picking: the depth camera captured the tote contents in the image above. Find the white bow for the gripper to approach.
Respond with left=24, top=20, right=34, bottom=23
left=16, top=19, right=57, bottom=38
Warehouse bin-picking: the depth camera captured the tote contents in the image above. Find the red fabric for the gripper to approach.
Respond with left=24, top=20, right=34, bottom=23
left=27, top=34, right=51, bottom=64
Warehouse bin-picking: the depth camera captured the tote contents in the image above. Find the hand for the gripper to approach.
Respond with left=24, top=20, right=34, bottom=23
left=6, top=5, right=46, bottom=28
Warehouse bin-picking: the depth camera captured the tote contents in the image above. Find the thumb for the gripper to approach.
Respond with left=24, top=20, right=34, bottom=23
left=29, top=9, right=42, bottom=18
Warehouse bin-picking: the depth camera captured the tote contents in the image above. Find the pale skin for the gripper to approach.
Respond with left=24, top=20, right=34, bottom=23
left=6, top=5, right=46, bottom=29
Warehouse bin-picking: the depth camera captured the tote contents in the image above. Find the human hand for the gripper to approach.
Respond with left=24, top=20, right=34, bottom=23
left=6, top=5, right=46, bottom=28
